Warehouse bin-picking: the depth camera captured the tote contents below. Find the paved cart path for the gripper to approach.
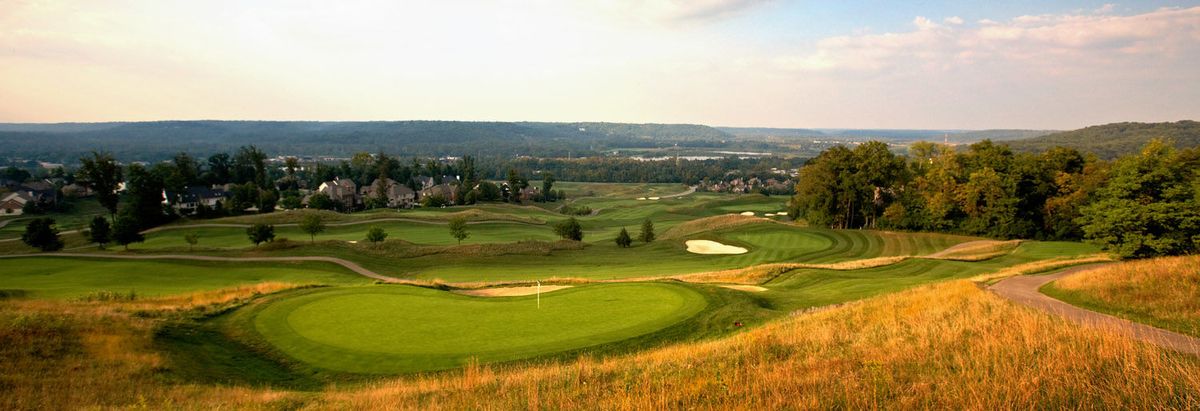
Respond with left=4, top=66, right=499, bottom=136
left=989, top=265, right=1200, bottom=356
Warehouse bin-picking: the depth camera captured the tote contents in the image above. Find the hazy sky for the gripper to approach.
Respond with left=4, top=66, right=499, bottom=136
left=2, top=0, right=1199, bottom=129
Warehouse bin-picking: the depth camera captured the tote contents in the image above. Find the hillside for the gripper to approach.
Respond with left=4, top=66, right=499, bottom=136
left=720, top=127, right=1054, bottom=143
left=0, top=120, right=733, bottom=162
left=1007, top=121, right=1200, bottom=159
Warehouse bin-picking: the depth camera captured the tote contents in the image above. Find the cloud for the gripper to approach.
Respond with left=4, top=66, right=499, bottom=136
left=774, top=6, right=1200, bottom=74
left=944, top=16, right=964, bottom=25
left=600, top=0, right=771, bottom=25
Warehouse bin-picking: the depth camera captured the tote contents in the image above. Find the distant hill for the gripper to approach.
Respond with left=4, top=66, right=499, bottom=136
left=1007, top=121, right=1200, bottom=159
left=720, top=127, right=1054, bottom=143
left=0, top=120, right=734, bottom=163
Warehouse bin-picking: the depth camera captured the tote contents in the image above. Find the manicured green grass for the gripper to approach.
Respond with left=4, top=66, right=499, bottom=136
left=0, top=198, right=108, bottom=239
left=0, top=258, right=369, bottom=299
left=141, top=221, right=559, bottom=249
left=762, top=241, right=1104, bottom=311
left=244, top=283, right=708, bottom=373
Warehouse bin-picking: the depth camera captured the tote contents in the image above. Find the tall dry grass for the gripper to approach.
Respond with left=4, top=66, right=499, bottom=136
left=305, top=280, right=1200, bottom=410
left=970, top=254, right=1115, bottom=282
left=3, top=271, right=1197, bottom=409
left=1054, top=254, right=1200, bottom=334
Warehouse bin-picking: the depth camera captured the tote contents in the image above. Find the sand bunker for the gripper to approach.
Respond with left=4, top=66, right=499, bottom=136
left=648, top=196, right=660, bottom=200
left=739, top=211, right=755, bottom=216
left=637, top=197, right=647, bottom=200
left=764, top=213, right=776, bottom=217
left=455, top=285, right=573, bottom=297
left=719, top=285, right=767, bottom=292
left=686, top=240, right=748, bottom=255
left=346, top=240, right=358, bottom=244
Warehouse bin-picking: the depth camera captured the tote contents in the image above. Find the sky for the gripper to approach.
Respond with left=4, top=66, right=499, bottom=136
left=1, top=0, right=1198, bottom=129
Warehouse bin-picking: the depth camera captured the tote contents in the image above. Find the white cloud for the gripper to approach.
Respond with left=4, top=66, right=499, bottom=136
left=944, top=16, right=964, bottom=25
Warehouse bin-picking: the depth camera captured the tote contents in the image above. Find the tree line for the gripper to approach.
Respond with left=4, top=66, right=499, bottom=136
left=788, top=139, right=1200, bottom=258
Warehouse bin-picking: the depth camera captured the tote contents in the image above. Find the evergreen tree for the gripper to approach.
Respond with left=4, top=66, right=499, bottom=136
left=112, top=215, right=144, bottom=250
left=21, top=218, right=63, bottom=252
left=639, top=219, right=655, bottom=243
left=615, top=227, right=632, bottom=248
left=86, top=216, right=111, bottom=249
left=246, top=223, right=275, bottom=246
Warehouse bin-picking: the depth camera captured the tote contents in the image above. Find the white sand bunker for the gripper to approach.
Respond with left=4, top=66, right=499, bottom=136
left=637, top=197, right=647, bottom=200
left=764, top=213, right=776, bottom=217
left=720, top=285, right=767, bottom=292
left=648, top=196, right=660, bottom=200
left=739, top=211, right=755, bottom=216
left=346, top=240, right=358, bottom=244
left=456, top=285, right=573, bottom=297
left=686, top=240, right=749, bottom=255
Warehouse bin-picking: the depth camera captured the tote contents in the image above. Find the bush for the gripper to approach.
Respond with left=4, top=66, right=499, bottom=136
left=554, top=217, right=584, bottom=241
left=559, top=204, right=593, bottom=216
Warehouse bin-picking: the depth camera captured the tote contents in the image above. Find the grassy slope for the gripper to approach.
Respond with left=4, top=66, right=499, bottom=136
left=0, top=198, right=108, bottom=239
left=1042, top=254, right=1200, bottom=337
left=0, top=258, right=369, bottom=299
left=763, top=241, right=1102, bottom=310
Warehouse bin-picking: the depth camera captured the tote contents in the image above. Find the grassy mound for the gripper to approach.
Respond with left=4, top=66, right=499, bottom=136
left=1044, top=255, right=1200, bottom=337
left=244, top=283, right=707, bottom=373
left=0, top=258, right=368, bottom=299
left=659, top=214, right=775, bottom=240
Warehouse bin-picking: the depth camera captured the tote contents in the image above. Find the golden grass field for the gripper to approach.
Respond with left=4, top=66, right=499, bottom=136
left=3, top=278, right=1197, bottom=410
left=1052, top=254, right=1200, bottom=336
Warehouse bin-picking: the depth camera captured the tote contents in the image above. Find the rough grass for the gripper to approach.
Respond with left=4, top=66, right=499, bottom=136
left=308, top=281, right=1200, bottom=409
left=5, top=279, right=1197, bottom=409
left=923, top=239, right=1023, bottom=261
left=1045, top=255, right=1200, bottom=337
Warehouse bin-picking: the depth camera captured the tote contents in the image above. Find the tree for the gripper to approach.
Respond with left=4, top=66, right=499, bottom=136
left=541, top=172, right=556, bottom=202
left=233, top=145, right=269, bottom=188
left=554, top=217, right=584, bottom=241
left=204, top=153, right=232, bottom=185
left=366, top=227, right=388, bottom=245
left=448, top=216, right=470, bottom=245
left=615, top=227, right=632, bottom=248
left=308, top=192, right=336, bottom=211
left=86, top=216, right=111, bottom=249
left=184, top=232, right=199, bottom=251
left=21, top=218, right=63, bottom=251
left=639, top=219, right=655, bottom=243
left=112, top=215, right=144, bottom=250
left=77, top=151, right=123, bottom=218
left=299, top=214, right=326, bottom=243
left=1077, top=139, right=1200, bottom=257
left=122, top=164, right=168, bottom=228
left=478, top=181, right=502, bottom=202
left=506, top=169, right=523, bottom=203
left=247, top=223, right=275, bottom=246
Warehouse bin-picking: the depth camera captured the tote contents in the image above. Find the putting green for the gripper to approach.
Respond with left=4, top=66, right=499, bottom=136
left=249, top=283, right=708, bottom=373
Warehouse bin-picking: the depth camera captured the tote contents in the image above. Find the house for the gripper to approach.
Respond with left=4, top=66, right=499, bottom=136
left=18, top=180, right=59, bottom=206
left=413, top=176, right=435, bottom=190
left=0, top=192, right=32, bottom=215
left=418, top=183, right=457, bottom=204
left=317, top=177, right=359, bottom=208
left=518, top=186, right=540, bottom=202
left=162, top=186, right=231, bottom=214
left=359, top=178, right=416, bottom=208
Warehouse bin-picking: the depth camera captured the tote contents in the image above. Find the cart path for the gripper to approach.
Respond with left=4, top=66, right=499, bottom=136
left=0, top=252, right=403, bottom=283
left=989, top=265, right=1200, bottom=356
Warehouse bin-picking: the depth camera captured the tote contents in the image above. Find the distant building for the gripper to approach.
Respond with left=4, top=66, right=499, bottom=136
left=0, top=192, right=32, bottom=215
left=360, top=178, right=416, bottom=208
left=162, top=186, right=231, bottom=214
left=317, top=177, right=359, bottom=208
left=419, top=183, right=457, bottom=204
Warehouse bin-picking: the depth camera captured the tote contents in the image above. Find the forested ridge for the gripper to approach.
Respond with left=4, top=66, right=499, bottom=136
left=1008, top=121, right=1200, bottom=159
left=0, top=120, right=734, bottom=162
left=789, top=139, right=1200, bottom=257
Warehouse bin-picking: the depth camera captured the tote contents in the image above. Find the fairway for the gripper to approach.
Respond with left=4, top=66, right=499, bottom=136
left=0, top=257, right=369, bottom=299
left=247, top=283, right=708, bottom=373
